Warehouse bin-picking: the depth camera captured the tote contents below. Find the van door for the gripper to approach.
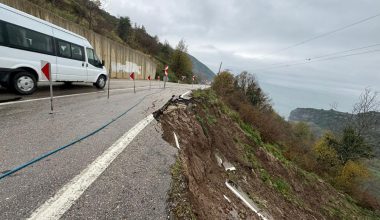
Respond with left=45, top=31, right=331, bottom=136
left=56, top=39, right=87, bottom=81
left=85, top=47, right=103, bottom=82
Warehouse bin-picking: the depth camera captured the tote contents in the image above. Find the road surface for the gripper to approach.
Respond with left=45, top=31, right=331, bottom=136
left=0, top=80, right=202, bottom=219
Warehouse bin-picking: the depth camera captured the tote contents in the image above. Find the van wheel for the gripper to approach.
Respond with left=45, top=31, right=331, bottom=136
left=12, top=72, right=37, bottom=95
left=94, top=75, right=106, bottom=89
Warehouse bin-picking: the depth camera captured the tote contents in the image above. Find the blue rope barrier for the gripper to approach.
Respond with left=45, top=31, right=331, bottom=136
left=0, top=92, right=156, bottom=181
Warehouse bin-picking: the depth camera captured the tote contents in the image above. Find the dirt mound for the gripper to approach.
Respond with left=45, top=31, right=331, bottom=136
left=155, top=90, right=378, bottom=220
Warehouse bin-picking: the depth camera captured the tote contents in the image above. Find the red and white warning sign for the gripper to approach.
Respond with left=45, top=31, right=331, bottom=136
left=41, top=60, right=51, bottom=81
left=164, top=65, right=169, bottom=76
left=148, top=75, right=151, bottom=80
left=130, top=72, right=135, bottom=80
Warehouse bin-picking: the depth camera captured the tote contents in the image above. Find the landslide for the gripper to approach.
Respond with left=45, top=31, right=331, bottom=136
left=155, top=89, right=379, bottom=220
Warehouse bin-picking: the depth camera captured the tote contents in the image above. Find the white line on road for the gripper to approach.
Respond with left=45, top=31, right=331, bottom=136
left=28, top=114, right=155, bottom=220
left=180, top=90, right=191, bottom=99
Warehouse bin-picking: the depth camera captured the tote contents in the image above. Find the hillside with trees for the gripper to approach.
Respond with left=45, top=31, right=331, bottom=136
left=289, top=89, right=380, bottom=210
left=211, top=72, right=380, bottom=212
left=28, top=0, right=214, bottom=81
left=158, top=71, right=379, bottom=218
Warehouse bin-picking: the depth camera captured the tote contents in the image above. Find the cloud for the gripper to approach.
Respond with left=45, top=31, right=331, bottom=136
left=107, top=0, right=380, bottom=116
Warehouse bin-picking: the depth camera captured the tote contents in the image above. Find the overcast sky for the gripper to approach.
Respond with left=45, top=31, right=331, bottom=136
left=106, top=0, right=380, bottom=117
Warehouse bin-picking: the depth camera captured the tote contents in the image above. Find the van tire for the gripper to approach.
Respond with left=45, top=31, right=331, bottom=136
left=12, top=71, right=37, bottom=95
left=94, top=75, right=106, bottom=89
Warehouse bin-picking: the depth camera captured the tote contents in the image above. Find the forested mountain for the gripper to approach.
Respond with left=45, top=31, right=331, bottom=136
left=188, top=54, right=215, bottom=81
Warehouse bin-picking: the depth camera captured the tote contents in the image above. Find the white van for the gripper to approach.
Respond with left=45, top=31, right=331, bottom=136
left=0, top=3, right=108, bottom=95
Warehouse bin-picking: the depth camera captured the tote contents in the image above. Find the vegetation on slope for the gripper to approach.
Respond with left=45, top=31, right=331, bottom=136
left=157, top=87, right=379, bottom=219
left=289, top=105, right=380, bottom=209
left=212, top=71, right=380, bottom=213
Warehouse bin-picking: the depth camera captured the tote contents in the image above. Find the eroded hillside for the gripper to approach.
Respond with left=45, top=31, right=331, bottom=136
left=155, top=90, right=379, bottom=219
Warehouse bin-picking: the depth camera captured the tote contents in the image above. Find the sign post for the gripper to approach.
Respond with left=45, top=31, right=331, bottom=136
left=164, top=65, right=168, bottom=89
left=148, top=75, right=151, bottom=90
left=41, top=60, right=53, bottom=114
left=130, top=72, right=135, bottom=93
left=108, top=46, right=112, bottom=100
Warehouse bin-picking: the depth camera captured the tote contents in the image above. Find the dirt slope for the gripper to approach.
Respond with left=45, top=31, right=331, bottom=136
left=155, top=90, right=379, bottom=220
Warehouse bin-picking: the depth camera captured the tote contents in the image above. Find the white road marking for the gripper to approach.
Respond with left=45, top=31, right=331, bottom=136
left=180, top=90, right=191, bottom=98
left=28, top=114, right=155, bottom=220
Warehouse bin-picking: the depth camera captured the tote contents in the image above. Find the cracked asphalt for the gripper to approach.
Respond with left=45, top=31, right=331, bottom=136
left=0, top=80, right=201, bottom=219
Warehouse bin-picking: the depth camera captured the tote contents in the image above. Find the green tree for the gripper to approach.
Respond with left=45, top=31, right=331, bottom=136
left=159, top=40, right=172, bottom=62
left=313, top=132, right=341, bottom=175
left=334, top=127, right=373, bottom=163
left=170, top=39, right=192, bottom=83
left=234, top=72, right=271, bottom=110
left=211, top=71, right=235, bottom=95
left=117, top=16, right=132, bottom=43
left=86, top=0, right=101, bottom=29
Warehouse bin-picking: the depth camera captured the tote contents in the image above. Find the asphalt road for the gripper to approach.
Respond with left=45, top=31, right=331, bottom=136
left=0, top=80, right=201, bottom=219
left=0, top=79, right=168, bottom=102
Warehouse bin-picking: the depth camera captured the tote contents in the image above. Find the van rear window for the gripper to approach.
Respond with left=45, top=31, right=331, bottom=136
left=5, top=23, right=53, bottom=54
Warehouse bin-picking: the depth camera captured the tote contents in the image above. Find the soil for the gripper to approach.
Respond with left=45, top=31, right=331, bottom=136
left=154, top=91, right=379, bottom=220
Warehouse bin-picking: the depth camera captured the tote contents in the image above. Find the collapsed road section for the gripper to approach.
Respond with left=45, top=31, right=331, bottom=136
left=154, top=89, right=376, bottom=219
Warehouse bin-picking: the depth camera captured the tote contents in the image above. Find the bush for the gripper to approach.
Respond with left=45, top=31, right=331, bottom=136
left=312, top=133, right=341, bottom=176
left=211, top=71, right=235, bottom=95
left=335, top=160, right=370, bottom=193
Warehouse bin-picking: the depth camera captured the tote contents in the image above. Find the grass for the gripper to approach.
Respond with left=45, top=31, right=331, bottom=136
left=262, top=143, right=291, bottom=165
left=272, top=178, right=292, bottom=198
left=169, top=158, right=197, bottom=219
left=196, top=115, right=209, bottom=137
left=239, top=122, right=263, bottom=145
left=364, top=158, right=380, bottom=201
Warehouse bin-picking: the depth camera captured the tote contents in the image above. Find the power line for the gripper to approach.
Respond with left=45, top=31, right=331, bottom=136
left=253, top=48, right=380, bottom=71
left=266, top=11, right=380, bottom=55
left=253, top=43, right=380, bottom=70
left=310, top=43, right=380, bottom=60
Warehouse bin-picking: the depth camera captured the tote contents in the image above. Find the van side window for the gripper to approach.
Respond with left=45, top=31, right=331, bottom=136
left=71, top=44, right=84, bottom=61
left=0, top=22, right=4, bottom=44
left=5, top=23, right=53, bottom=54
left=57, top=40, right=71, bottom=58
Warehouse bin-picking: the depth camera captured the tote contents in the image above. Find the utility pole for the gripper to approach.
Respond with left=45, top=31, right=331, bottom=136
left=217, top=61, right=222, bottom=75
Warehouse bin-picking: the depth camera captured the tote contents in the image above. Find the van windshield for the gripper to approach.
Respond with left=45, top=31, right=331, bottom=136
left=86, top=48, right=101, bottom=68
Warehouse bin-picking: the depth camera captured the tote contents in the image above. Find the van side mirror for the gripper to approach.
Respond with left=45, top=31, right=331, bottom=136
left=101, top=60, right=105, bottom=66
